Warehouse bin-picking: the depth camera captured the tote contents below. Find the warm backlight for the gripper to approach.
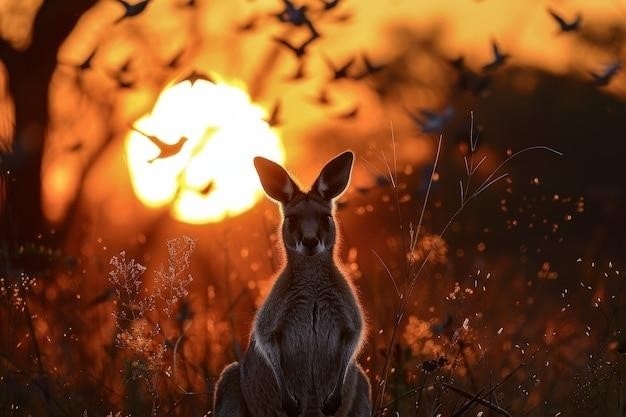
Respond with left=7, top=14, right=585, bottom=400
left=125, top=76, right=285, bottom=224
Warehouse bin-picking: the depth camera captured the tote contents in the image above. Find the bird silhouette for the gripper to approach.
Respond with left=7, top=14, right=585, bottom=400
left=448, top=55, right=491, bottom=96
left=77, top=49, right=98, bottom=71
left=66, top=141, right=84, bottom=153
left=113, top=0, right=151, bottom=23
left=353, top=53, right=385, bottom=80
left=132, top=128, right=189, bottom=163
left=111, top=74, right=133, bottom=89
left=58, top=49, right=98, bottom=90
left=408, top=105, right=454, bottom=134
left=106, top=67, right=134, bottom=89
left=196, top=180, right=214, bottom=196
left=335, top=105, right=359, bottom=120
left=273, top=33, right=319, bottom=58
left=547, top=8, right=582, bottom=32
left=448, top=55, right=465, bottom=71
left=276, top=0, right=309, bottom=26
left=236, top=15, right=259, bottom=32
left=590, top=61, right=621, bottom=86
left=321, top=0, right=341, bottom=10
left=309, top=88, right=333, bottom=106
left=275, top=0, right=320, bottom=37
left=264, top=101, right=282, bottom=127
left=482, top=40, right=509, bottom=72
left=325, top=56, right=355, bottom=80
left=180, top=70, right=215, bottom=85
left=285, top=60, right=307, bottom=81
left=58, top=48, right=97, bottom=71
left=458, top=69, right=492, bottom=96
left=165, top=50, right=185, bottom=69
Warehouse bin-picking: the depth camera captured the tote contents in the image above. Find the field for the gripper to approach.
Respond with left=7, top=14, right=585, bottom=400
left=1, top=1, right=626, bottom=416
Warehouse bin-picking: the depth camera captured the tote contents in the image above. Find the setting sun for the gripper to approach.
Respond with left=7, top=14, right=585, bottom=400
left=125, top=75, right=285, bottom=224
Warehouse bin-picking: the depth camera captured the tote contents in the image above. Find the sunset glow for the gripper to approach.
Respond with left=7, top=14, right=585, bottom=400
left=125, top=76, right=285, bottom=224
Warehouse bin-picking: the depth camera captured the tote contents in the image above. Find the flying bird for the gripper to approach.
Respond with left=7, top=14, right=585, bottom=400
left=132, top=128, right=189, bottom=163
left=309, top=88, right=333, bottom=106
left=273, top=33, right=319, bottom=58
left=113, top=0, right=151, bottom=23
left=335, top=105, right=359, bottom=120
left=264, top=101, right=282, bottom=127
left=458, top=70, right=492, bottom=96
left=236, top=15, right=259, bottom=32
left=321, top=0, right=341, bottom=10
left=353, top=53, right=385, bottom=80
left=165, top=50, right=185, bottom=69
left=590, top=61, right=621, bottom=86
left=276, top=0, right=309, bottom=26
left=196, top=181, right=214, bottom=196
left=547, top=8, right=582, bottom=32
left=77, top=49, right=98, bottom=71
left=58, top=48, right=97, bottom=71
left=65, top=141, right=84, bottom=153
left=106, top=66, right=134, bottom=89
left=324, top=56, right=355, bottom=80
left=114, top=75, right=134, bottom=89
left=179, top=70, right=215, bottom=85
left=482, top=40, right=509, bottom=72
left=275, top=0, right=320, bottom=37
left=448, top=55, right=466, bottom=71
left=285, top=60, right=307, bottom=81
left=408, top=105, right=455, bottom=134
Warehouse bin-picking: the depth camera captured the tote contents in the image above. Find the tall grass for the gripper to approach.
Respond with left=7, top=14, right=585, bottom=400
left=367, top=112, right=582, bottom=416
left=2, top=114, right=625, bottom=417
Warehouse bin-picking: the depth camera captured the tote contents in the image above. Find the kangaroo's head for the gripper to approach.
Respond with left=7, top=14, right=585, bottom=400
left=254, top=151, right=353, bottom=257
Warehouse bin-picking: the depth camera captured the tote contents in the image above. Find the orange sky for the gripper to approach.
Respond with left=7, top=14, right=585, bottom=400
left=1, top=0, right=623, bottom=225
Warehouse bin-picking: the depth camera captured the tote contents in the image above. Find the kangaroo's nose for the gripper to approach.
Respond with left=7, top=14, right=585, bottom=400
left=302, top=237, right=319, bottom=251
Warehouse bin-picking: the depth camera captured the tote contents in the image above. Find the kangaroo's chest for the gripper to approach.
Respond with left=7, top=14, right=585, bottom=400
left=282, top=291, right=346, bottom=346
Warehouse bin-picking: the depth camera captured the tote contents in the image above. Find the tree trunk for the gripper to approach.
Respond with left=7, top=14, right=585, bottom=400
left=0, top=0, right=96, bottom=272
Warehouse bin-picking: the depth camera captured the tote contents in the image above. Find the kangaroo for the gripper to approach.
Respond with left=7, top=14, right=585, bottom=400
left=214, top=151, right=371, bottom=417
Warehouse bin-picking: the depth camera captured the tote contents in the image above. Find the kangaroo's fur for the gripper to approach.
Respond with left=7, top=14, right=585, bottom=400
left=214, top=151, right=370, bottom=417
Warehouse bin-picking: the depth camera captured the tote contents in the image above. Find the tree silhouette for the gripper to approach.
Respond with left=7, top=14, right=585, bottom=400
left=0, top=0, right=96, bottom=270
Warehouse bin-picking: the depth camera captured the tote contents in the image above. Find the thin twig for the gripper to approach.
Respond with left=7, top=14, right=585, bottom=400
left=372, top=111, right=562, bottom=413
left=391, top=120, right=398, bottom=188
left=172, top=320, right=196, bottom=394
left=451, top=388, right=485, bottom=417
left=443, top=383, right=512, bottom=417
left=371, top=249, right=401, bottom=299
left=378, top=383, right=438, bottom=411
left=411, top=134, right=443, bottom=253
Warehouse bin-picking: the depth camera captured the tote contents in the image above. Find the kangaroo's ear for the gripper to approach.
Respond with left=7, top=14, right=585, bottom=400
left=254, top=157, right=301, bottom=204
left=312, top=151, right=354, bottom=201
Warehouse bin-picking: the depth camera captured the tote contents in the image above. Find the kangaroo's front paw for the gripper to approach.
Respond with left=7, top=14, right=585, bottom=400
left=321, top=391, right=342, bottom=416
left=282, top=391, right=301, bottom=417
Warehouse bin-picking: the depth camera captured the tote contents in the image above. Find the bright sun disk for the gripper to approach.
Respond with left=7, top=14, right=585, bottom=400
left=125, top=76, right=285, bottom=224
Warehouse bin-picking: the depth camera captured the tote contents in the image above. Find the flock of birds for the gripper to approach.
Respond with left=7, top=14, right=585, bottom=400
left=60, top=0, right=622, bottom=160
left=248, top=1, right=622, bottom=134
